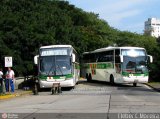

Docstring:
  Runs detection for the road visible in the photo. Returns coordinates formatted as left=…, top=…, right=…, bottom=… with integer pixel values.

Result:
left=0, top=80, right=160, bottom=119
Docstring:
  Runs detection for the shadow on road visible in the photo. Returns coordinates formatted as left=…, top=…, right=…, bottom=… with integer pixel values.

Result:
left=78, top=80, right=157, bottom=93
left=78, top=80, right=134, bottom=87
left=32, top=80, right=158, bottom=95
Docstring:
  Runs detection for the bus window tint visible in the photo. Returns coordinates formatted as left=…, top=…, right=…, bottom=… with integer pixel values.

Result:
left=83, top=54, right=89, bottom=63
left=115, top=49, right=120, bottom=63
left=56, top=56, right=71, bottom=75
left=83, top=53, right=97, bottom=63
left=97, top=51, right=113, bottom=62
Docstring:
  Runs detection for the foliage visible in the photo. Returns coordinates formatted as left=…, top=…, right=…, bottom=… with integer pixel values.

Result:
left=0, top=0, right=160, bottom=80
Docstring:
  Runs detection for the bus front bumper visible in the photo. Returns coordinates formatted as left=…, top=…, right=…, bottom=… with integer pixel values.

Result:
left=122, top=76, right=148, bottom=83
left=39, top=79, right=75, bottom=88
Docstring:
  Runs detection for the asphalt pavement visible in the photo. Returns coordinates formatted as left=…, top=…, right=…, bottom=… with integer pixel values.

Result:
left=0, top=82, right=160, bottom=100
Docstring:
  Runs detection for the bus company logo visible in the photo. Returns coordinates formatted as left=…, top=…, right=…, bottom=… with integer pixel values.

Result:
left=2, top=113, right=7, bottom=119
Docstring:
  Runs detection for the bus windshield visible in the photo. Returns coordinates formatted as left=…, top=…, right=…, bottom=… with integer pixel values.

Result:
left=122, top=56, right=148, bottom=74
left=39, top=55, right=71, bottom=76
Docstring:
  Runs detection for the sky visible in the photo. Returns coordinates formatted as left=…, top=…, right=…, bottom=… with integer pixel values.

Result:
left=66, top=0, right=160, bottom=34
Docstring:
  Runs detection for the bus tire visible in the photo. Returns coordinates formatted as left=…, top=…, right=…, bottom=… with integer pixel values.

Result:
left=133, top=83, right=137, bottom=87
left=33, top=83, right=39, bottom=95
left=76, top=79, right=79, bottom=85
left=58, top=86, right=62, bottom=93
left=110, top=75, right=114, bottom=85
left=86, top=73, right=89, bottom=82
left=88, top=74, right=92, bottom=82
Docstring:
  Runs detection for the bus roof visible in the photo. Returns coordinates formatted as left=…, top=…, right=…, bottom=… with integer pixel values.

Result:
left=83, top=46, right=145, bottom=54
left=40, top=45, right=73, bottom=49
left=40, top=45, right=77, bottom=53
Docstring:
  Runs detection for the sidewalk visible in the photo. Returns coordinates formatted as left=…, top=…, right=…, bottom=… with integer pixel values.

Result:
left=0, top=89, right=32, bottom=100
left=146, top=82, right=160, bottom=92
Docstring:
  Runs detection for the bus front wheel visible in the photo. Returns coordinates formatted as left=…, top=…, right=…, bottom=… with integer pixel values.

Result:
left=110, top=75, right=114, bottom=85
left=133, top=83, right=137, bottom=87
left=33, top=83, right=40, bottom=95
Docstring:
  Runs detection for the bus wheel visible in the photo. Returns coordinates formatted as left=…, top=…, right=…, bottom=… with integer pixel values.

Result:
left=110, top=75, right=114, bottom=85
left=86, top=73, right=89, bottom=82
left=33, top=83, right=39, bottom=95
left=133, top=83, right=137, bottom=87
left=88, top=74, right=92, bottom=82
left=76, top=80, right=79, bottom=85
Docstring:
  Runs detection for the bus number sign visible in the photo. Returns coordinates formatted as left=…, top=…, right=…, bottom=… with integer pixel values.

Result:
left=41, top=49, right=67, bottom=56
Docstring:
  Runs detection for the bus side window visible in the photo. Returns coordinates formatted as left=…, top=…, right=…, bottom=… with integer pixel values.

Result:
left=97, top=51, right=113, bottom=62
left=115, top=49, right=120, bottom=63
left=83, top=54, right=88, bottom=63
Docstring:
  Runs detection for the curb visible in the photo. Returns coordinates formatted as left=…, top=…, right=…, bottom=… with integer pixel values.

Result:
left=0, top=91, right=32, bottom=100
left=145, top=83, right=160, bottom=92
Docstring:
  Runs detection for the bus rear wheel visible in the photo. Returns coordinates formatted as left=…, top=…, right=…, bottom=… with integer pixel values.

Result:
left=88, top=74, right=92, bottom=82
left=86, top=73, right=92, bottom=82
left=133, top=83, right=137, bottom=87
left=110, top=75, right=114, bottom=85
left=86, top=73, right=89, bottom=82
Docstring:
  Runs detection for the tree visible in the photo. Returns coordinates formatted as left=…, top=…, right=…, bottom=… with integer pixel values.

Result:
left=0, top=0, right=159, bottom=81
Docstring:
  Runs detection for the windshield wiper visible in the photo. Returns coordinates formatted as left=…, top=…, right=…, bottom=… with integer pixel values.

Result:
left=56, top=64, right=64, bottom=76
left=47, top=63, right=55, bottom=76
left=47, top=56, right=56, bottom=76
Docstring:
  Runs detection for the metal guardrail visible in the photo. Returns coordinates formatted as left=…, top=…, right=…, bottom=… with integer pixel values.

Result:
left=15, top=76, right=33, bottom=90
left=15, top=75, right=33, bottom=80
left=0, top=76, right=34, bottom=93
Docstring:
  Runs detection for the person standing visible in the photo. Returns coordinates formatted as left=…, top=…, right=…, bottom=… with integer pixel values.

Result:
left=5, top=67, right=15, bottom=92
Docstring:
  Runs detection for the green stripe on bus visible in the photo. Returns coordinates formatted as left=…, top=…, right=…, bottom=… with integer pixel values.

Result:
left=97, top=63, right=113, bottom=69
left=83, top=63, right=114, bottom=69
left=65, top=74, right=73, bottom=78
left=39, top=74, right=73, bottom=80
left=83, top=64, right=90, bottom=69
left=122, top=72, right=148, bottom=77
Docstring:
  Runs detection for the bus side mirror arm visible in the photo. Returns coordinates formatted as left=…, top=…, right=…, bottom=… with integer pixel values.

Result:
left=120, top=55, right=123, bottom=63
left=148, top=55, right=153, bottom=63
left=34, top=55, right=39, bottom=65
left=72, top=54, right=75, bottom=62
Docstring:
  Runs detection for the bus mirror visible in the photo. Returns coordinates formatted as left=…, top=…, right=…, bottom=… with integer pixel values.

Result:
left=72, top=54, right=75, bottom=62
left=34, top=55, right=39, bottom=65
left=148, top=55, right=153, bottom=63
left=120, top=55, right=123, bottom=63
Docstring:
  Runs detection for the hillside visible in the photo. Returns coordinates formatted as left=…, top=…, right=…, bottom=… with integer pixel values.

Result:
left=0, top=0, right=159, bottom=80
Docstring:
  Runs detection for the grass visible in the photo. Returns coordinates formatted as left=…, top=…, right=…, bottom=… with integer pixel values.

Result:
left=147, top=81, right=160, bottom=90
left=148, top=82, right=160, bottom=84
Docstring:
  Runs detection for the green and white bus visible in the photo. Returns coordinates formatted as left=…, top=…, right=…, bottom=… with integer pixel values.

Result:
left=34, top=45, right=80, bottom=88
left=82, top=47, right=153, bottom=86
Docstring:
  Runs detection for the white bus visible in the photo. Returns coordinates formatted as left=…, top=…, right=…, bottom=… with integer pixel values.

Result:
left=82, top=47, right=153, bottom=86
left=34, top=45, right=80, bottom=89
